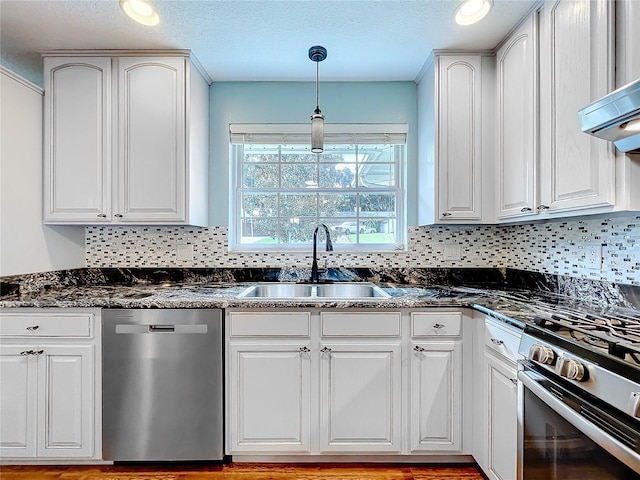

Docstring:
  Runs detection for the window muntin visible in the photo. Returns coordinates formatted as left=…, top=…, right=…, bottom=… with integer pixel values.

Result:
left=231, top=127, right=406, bottom=251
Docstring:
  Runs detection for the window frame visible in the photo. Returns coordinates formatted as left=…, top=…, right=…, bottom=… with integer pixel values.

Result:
left=229, top=124, right=407, bottom=253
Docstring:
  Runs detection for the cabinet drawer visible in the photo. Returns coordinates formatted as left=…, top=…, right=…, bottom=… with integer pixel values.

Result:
left=411, top=312, right=461, bottom=337
left=0, top=312, right=92, bottom=337
left=321, top=312, right=401, bottom=337
left=485, top=318, right=522, bottom=363
left=229, top=312, right=310, bottom=337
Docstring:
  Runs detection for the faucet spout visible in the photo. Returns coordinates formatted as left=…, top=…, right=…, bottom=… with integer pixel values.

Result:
left=311, top=224, right=333, bottom=283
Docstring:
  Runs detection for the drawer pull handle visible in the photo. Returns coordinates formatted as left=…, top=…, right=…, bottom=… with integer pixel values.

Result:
left=520, top=207, right=533, bottom=213
left=433, top=323, right=445, bottom=329
left=510, top=378, right=518, bottom=386
left=299, top=346, right=310, bottom=353
left=536, top=204, right=549, bottom=212
left=441, top=212, right=452, bottom=217
left=97, top=213, right=107, bottom=218
left=26, top=325, right=39, bottom=331
left=320, top=346, right=332, bottom=354
left=414, top=345, right=426, bottom=352
left=33, top=350, right=44, bottom=356
left=114, top=214, right=123, bottom=218
left=490, top=338, right=504, bottom=346
left=20, top=350, right=33, bottom=356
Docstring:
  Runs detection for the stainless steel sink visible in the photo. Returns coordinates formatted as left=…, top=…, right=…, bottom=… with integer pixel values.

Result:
left=238, top=282, right=389, bottom=299
left=315, top=283, right=388, bottom=298
left=238, top=283, right=313, bottom=298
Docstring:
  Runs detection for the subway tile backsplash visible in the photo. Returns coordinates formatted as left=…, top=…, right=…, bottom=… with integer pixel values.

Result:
left=86, top=214, right=640, bottom=286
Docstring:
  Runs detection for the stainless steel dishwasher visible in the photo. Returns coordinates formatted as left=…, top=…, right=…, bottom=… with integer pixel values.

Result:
left=102, top=309, right=223, bottom=461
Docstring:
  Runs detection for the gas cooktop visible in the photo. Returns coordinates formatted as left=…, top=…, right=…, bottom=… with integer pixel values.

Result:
left=527, top=302, right=640, bottom=371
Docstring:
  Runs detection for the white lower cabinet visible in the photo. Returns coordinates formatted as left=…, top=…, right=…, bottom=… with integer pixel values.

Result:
left=0, top=309, right=101, bottom=460
left=475, top=316, right=522, bottom=480
left=410, top=341, right=462, bottom=452
left=226, top=308, right=469, bottom=458
left=320, top=342, right=401, bottom=453
left=483, top=352, right=518, bottom=480
left=228, top=343, right=311, bottom=453
left=0, top=345, right=38, bottom=457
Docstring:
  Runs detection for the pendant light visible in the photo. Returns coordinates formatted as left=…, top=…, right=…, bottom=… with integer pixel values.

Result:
left=309, top=46, right=327, bottom=153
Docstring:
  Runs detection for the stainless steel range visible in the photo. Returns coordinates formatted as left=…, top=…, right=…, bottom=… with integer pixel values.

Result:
left=517, top=305, right=640, bottom=479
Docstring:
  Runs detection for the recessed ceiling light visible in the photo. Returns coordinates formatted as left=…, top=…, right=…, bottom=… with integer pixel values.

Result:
left=120, top=0, right=159, bottom=26
left=455, top=0, right=493, bottom=26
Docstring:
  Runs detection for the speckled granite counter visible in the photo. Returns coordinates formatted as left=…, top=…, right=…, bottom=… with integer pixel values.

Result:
left=3, top=267, right=640, bottom=330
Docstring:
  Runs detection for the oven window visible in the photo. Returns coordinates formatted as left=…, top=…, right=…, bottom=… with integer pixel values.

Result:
left=523, top=387, right=640, bottom=479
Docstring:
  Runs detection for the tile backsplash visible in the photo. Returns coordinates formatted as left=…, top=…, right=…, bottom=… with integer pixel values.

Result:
left=86, top=214, right=640, bottom=285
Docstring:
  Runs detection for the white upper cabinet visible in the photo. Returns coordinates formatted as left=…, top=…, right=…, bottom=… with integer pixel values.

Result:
left=494, top=0, right=640, bottom=222
left=417, top=53, right=495, bottom=225
left=44, top=57, right=111, bottom=222
left=538, top=0, right=616, bottom=214
left=495, top=16, right=538, bottom=220
left=43, top=51, right=210, bottom=225
left=116, top=57, right=186, bottom=223
left=617, top=0, right=640, bottom=85
left=437, top=55, right=483, bottom=222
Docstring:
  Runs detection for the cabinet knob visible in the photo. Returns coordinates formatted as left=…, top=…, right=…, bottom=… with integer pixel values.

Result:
left=299, top=346, right=310, bottom=353
left=520, top=207, right=533, bottom=213
left=490, top=338, right=504, bottom=346
left=26, top=325, right=39, bottom=331
left=413, top=345, right=426, bottom=352
left=114, top=214, right=123, bottom=218
left=433, top=323, right=445, bottom=329
left=536, top=204, right=549, bottom=212
left=320, top=346, right=332, bottom=354
left=441, top=212, right=452, bottom=217
left=97, top=213, right=107, bottom=218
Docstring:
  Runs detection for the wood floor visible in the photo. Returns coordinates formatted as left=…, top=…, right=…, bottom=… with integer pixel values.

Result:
left=0, top=463, right=486, bottom=480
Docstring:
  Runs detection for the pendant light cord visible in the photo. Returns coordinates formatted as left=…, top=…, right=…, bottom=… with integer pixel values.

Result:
left=315, top=60, right=321, bottom=114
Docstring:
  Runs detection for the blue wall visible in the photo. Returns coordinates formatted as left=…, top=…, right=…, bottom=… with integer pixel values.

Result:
left=209, top=81, right=418, bottom=225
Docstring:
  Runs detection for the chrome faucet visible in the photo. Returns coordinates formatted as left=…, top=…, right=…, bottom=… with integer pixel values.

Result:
left=311, top=224, right=333, bottom=283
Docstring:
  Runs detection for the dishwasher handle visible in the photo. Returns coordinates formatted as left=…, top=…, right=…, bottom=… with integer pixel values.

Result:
left=115, top=324, right=208, bottom=334
left=149, top=324, right=175, bottom=332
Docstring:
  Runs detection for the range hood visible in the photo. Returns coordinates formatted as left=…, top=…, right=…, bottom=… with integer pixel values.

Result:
left=578, top=77, right=640, bottom=153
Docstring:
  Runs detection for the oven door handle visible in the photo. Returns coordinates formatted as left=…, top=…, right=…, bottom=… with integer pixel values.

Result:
left=518, top=370, right=640, bottom=473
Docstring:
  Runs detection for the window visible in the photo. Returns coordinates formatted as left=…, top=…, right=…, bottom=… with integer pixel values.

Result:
left=229, top=124, right=406, bottom=251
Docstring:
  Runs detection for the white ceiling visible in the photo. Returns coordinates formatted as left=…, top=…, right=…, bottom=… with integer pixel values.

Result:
left=0, top=0, right=537, bottom=85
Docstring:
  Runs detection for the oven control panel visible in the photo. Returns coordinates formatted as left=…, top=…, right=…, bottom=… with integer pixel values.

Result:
left=519, top=329, right=640, bottom=419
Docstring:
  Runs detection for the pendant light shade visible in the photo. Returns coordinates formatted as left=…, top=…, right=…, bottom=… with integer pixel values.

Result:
left=309, top=46, right=327, bottom=153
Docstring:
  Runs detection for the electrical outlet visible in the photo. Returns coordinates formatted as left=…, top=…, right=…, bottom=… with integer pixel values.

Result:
left=176, top=243, right=194, bottom=262
left=584, top=245, right=602, bottom=270
left=444, top=245, right=461, bottom=261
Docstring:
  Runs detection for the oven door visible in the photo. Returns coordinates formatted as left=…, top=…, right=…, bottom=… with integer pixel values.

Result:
left=518, top=362, right=640, bottom=479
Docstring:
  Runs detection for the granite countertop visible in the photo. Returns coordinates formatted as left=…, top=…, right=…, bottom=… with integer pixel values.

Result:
left=3, top=280, right=640, bottom=330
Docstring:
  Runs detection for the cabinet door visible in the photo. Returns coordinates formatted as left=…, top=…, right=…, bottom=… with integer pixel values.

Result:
left=36, top=345, right=94, bottom=458
left=319, top=343, right=401, bottom=453
left=43, top=57, right=111, bottom=223
left=228, top=343, right=311, bottom=453
left=484, top=352, right=518, bottom=480
left=539, top=0, right=615, bottom=213
left=0, top=346, right=37, bottom=457
left=496, top=16, right=538, bottom=219
left=436, top=55, right=483, bottom=221
left=410, top=341, right=462, bottom=452
left=116, top=57, right=186, bottom=223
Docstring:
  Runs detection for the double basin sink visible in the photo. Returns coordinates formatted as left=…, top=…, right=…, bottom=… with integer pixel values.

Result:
left=239, top=282, right=390, bottom=299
